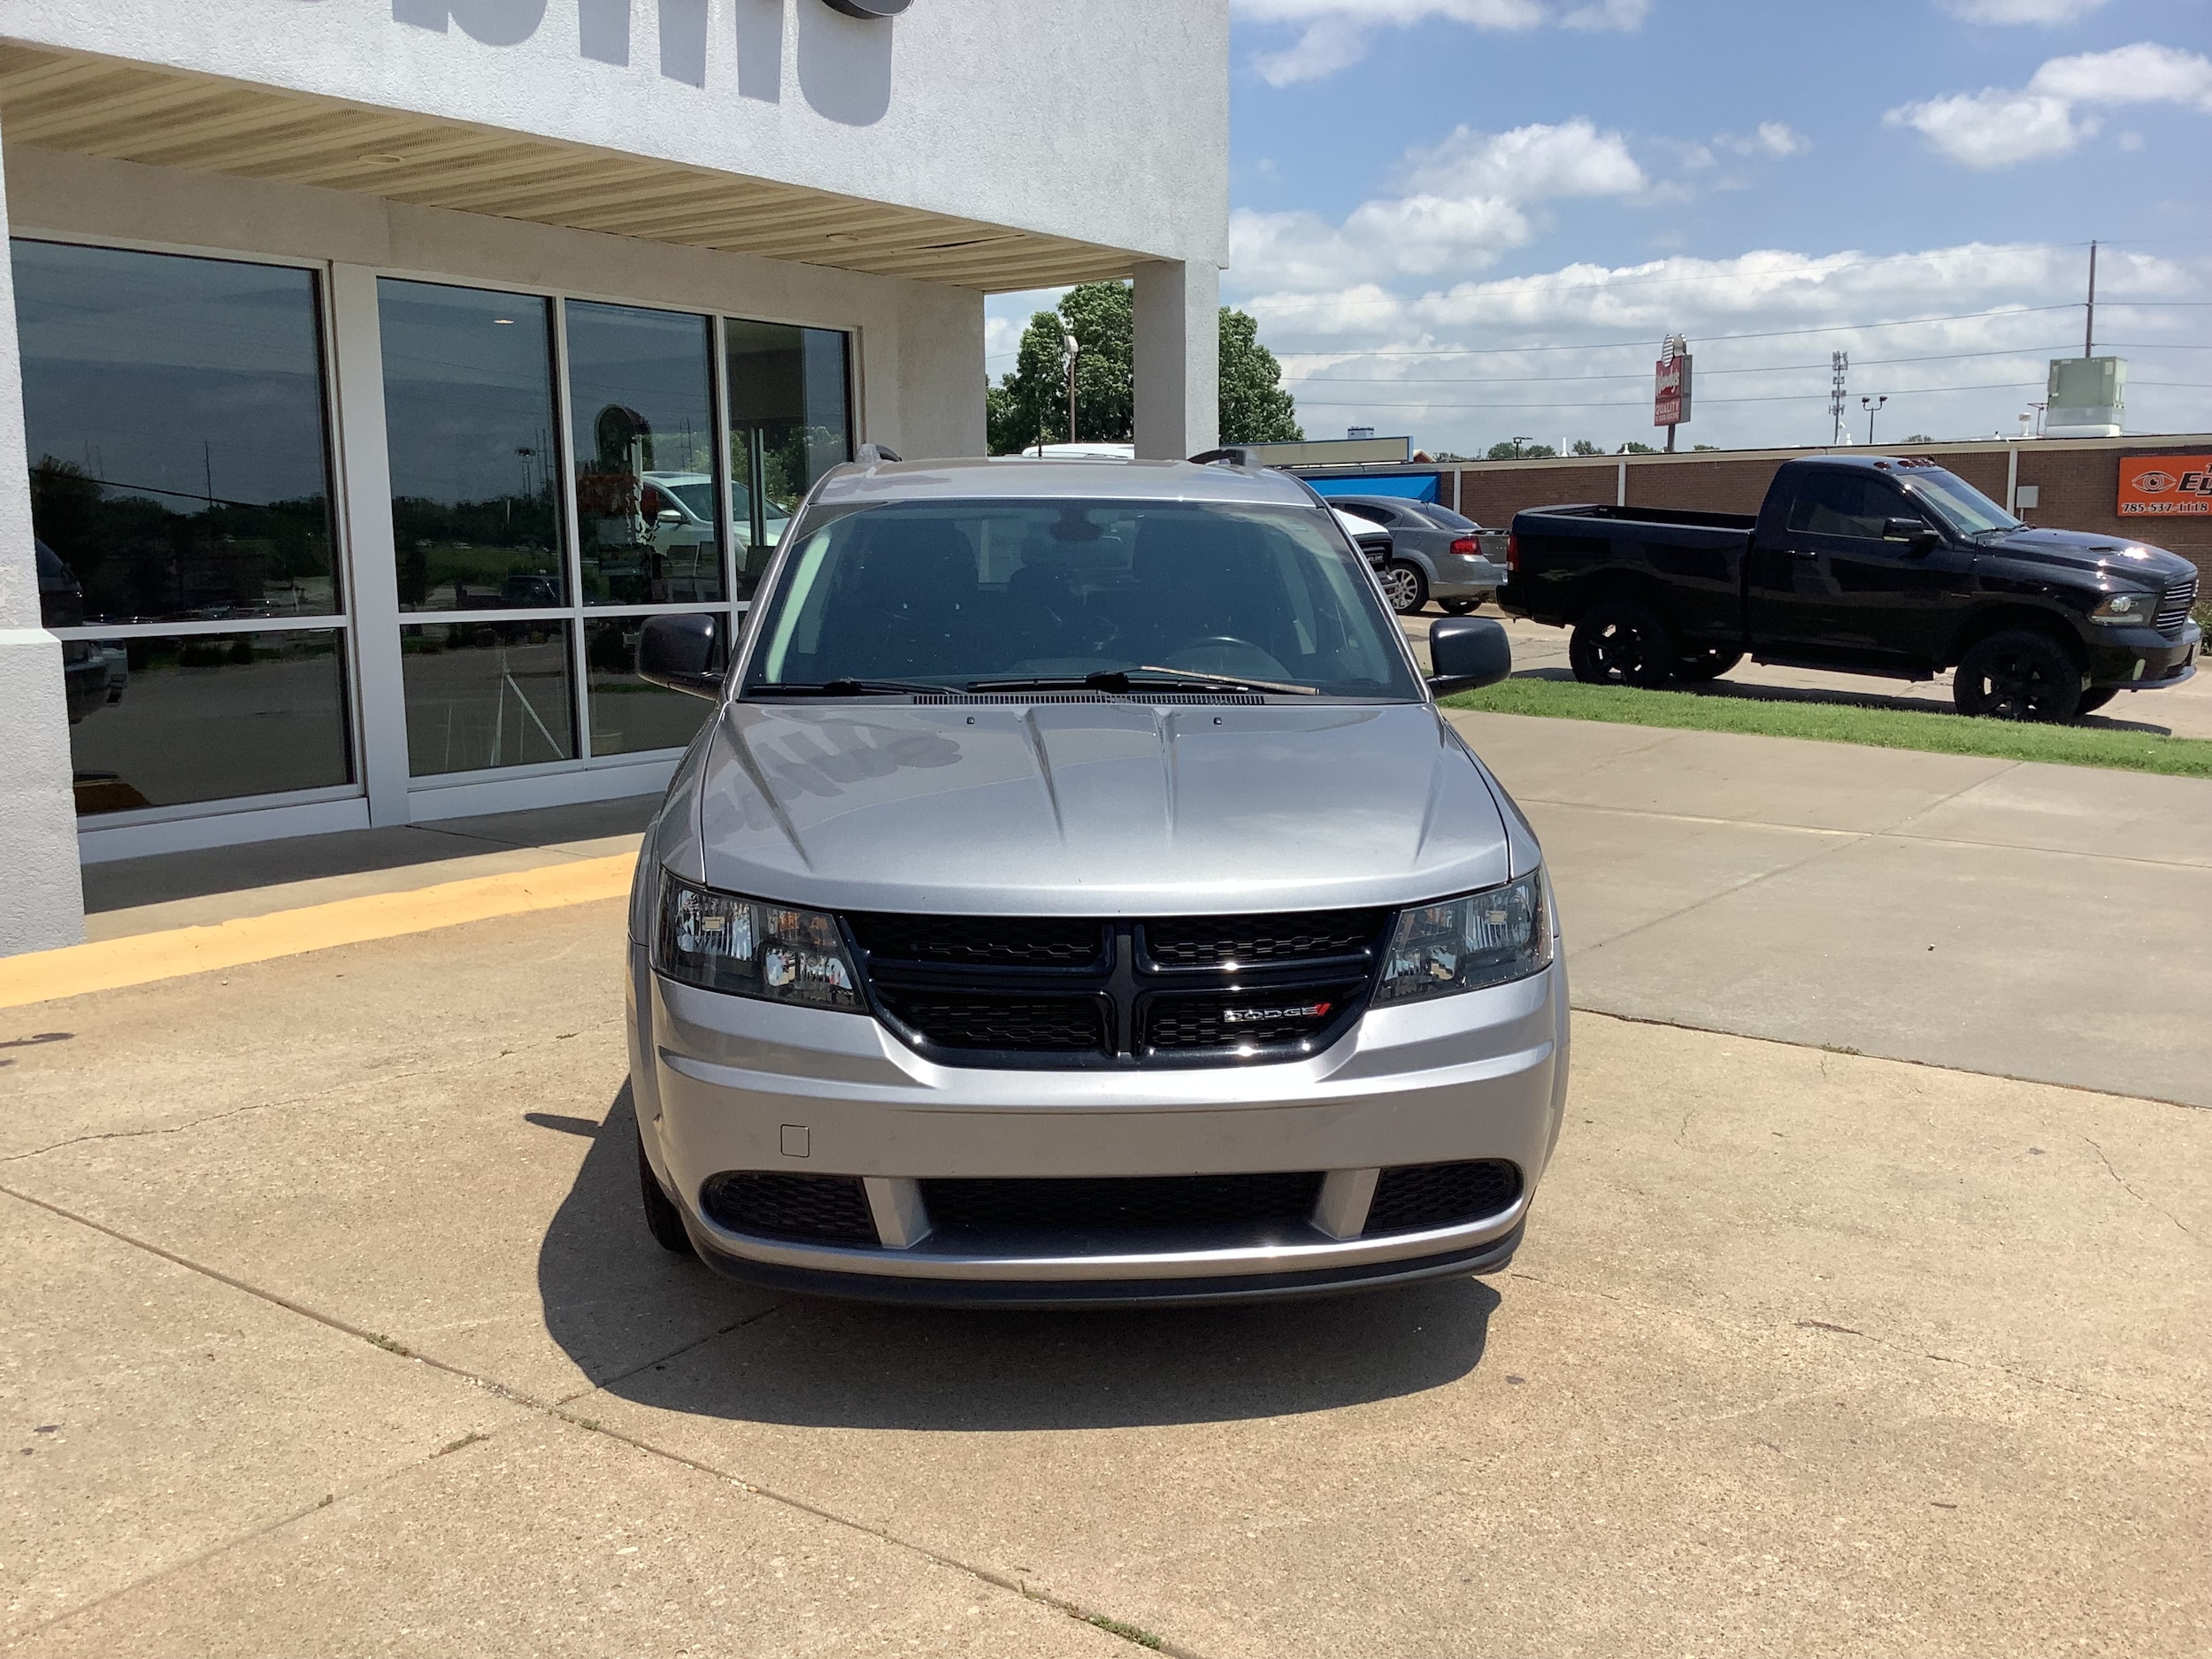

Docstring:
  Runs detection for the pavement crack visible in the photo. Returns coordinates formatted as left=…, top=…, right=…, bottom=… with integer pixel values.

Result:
left=557, top=1298, right=795, bottom=1403
left=2081, top=1135, right=2198, bottom=1239
left=2, top=1094, right=311, bottom=1165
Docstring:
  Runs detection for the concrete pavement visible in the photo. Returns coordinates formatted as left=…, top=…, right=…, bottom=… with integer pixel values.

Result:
left=4, top=902, right=2207, bottom=1656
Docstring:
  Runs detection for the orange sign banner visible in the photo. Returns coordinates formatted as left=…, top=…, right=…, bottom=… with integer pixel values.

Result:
left=2116, top=454, right=2212, bottom=517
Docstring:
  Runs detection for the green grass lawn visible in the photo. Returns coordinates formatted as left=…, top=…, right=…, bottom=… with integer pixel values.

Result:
left=1442, top=676, right=2212, bottom=779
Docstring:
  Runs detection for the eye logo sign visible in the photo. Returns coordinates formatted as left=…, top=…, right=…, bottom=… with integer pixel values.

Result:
left=821, top=0, right=911, bottom=15
left=2117, top=455, right=2212, bottom=517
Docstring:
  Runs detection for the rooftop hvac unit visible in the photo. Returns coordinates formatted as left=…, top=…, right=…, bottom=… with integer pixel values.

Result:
left=2044, top=357, right=2127, bottom=439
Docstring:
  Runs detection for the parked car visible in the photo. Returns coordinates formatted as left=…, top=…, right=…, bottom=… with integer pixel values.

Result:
left=36, top=539, right=110, bottom=725
left=624, top=456, right=1564, bottom=1305
left=1502, top=454, right=2200, bottom=720
left=1331, top=505, right=1394, bottom=575
left=1331, top=495, right=1507, bottom=616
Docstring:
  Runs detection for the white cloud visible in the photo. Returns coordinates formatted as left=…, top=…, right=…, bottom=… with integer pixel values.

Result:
left=1941, top=0, right=2113, bottom=22
left=1887, top=42, right=2212, bottom=167
left=1396, top=119, right=1646, bottom=197
left=1233, top=0, right=1633, bottom=86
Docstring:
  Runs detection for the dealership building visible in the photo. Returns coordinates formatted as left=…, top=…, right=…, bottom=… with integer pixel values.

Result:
left=0, top=0, right=1228, bottom=956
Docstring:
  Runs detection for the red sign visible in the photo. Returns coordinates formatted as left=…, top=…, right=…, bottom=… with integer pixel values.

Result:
left=2117, top=454, right=2212, bottom=517
left=1654, top=355, right=1693, bottom=428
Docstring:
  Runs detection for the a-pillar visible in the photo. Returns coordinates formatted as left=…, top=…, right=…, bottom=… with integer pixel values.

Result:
left=0, top=119, right=87, bottom=956
left=1132, top=259, right=1219, bottom=460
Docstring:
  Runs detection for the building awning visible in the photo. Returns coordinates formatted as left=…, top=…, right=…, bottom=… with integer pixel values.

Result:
left=0, top=43, right=1139, bottom=292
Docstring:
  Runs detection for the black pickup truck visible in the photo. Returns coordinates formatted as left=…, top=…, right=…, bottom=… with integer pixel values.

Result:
left=1500, top=454, right=2200, bottom=721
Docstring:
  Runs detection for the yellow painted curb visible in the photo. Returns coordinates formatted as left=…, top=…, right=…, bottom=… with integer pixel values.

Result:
left=0, top=854, right=635, bottom=1010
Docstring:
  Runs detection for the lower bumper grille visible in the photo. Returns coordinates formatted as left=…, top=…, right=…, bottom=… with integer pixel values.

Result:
left=1363, top=1160, right=1522, bottom=1235
left=700, top=1172, right=879, bottom=1245
left=920, top=1172, right=1325, bottom=1238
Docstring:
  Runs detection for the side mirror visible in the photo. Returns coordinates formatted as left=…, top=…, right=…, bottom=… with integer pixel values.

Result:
left=637, top=612, right=726, bottom=700
left=1427, top=616, right=1512, bottom=697
left=655, top=508, right=685, bottom=526
left=1884, top=516, right=1939, bottom=553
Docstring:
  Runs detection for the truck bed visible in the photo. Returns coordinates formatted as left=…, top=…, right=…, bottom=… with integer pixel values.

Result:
left=1501, top=503, right=1755, bottom=647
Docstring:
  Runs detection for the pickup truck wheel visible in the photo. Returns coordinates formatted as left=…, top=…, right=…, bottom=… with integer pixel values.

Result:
left=1674, top=647, right=1743, bottom=682
left=1379, top=561, right=1428, bottom=614
left=1953, top=630, right=2083, bottom=723
left=2074, top=687, right=2118, bottom=715
left=638, top=1131, right=697, bottom=1257
left=1570, top=600, right=1677, bottom=689
left=1439, top=596, right=1482, bottom=616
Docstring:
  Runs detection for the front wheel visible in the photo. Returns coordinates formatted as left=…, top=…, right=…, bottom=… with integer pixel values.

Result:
left=638, top=1130, right=697, bottom=1257
left=1570, top=599, right=1678, bottom=689
left=2074, top=687, right=2118, bottom=715
left=1674, top=647, right=1744, bottom=683
left=1379, top=561, right=1428, bottom=614
left=1439, top=596, right=1482, bottom=616
left=1953, top=629, right=2083, bottom=723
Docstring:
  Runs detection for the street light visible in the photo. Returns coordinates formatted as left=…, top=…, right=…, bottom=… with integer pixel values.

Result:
left=1511, top=435, right=1532, bottom=459
left=1861, top=395, right=1887, bottom=447
left=1063, top=327, right=1080, bottom=445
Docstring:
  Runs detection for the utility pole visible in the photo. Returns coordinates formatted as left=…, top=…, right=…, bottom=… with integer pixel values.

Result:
left=1862, top=395, right=1887, bottom=447
left=1063, top=326, right=1080, bottom=445
left=1829, top=351, right=1849, bottom=444
left=2084, top=240, right=2098, bottom=359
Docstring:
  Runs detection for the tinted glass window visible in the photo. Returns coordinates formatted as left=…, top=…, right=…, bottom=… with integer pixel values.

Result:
left=400, top=620, right=577, bottom=775
left=726, top=320, right=851, bottom=596
left=1421, top=503, right=1480, bottom=531
left=380, top=280, right=564, bottom=611
left=1786, top=472, right=1905, bottom=540
left=749, top=500, right=1420, bottom=701
left=15, top=240, right=338, bottom=625
left=1335, top=502, right=1394, bottom=526
left=566, top=301, right=721, bottom=606
left=586, top=615, right=716, bottom=757
left=1905, top=467, right=2019, bottom=537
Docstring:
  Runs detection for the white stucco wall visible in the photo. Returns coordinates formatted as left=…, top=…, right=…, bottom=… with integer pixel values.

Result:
left=0, top=0, right=1230, bottom=274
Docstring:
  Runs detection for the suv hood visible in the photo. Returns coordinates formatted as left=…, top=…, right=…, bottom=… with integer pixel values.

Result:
left=690, top=700, right=1510, bottom=916
left=1981, top=526, right=2198, bottom=588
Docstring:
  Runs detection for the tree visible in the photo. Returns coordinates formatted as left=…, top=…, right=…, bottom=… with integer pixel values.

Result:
left=1571, top=439, right=1603, bottom=457
left=986, top=283, right=1301, bottom=452
left=1486, top=441, right=1556, bottom=460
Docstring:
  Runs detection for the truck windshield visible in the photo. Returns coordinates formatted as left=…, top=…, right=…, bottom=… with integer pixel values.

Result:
left=1904, top=468, right=2022, bottom=539
left=745, top=499, right=1422, bottom=700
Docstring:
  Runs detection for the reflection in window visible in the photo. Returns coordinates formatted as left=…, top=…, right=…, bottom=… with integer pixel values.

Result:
left=725, top=321, right=851, bottom=597
left=380, top=280, right=565, bottom=611
left=401, top=621, right=578, bottom=776
left=565, top=301, right=722, bottom=607
left=68, top=632, right=352, bottom=816
left=585, top=615, right=716, bottom=757
left=13, top=240, right=339, bottom=626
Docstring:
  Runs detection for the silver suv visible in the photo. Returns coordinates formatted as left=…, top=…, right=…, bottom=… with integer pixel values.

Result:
left=626, top=457, right=1568, bottom=1305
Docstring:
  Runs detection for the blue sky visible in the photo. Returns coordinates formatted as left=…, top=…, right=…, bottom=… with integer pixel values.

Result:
left=987, top=0, right=2212, bottom=454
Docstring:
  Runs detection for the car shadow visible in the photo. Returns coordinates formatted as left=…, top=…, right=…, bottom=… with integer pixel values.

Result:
left=537, top=1086, right=1502, bottom=1431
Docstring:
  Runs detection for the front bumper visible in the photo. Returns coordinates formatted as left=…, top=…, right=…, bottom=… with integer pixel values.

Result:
left=628, top=942, right=1570, bottom=1304
left=2085, top=620, right=2199, bottom=690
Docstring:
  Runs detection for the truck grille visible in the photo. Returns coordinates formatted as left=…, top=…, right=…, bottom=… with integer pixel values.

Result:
left=920, top=1172, right=1324, bottom=1238
left=1363, top=1161, right=1523, bottom=1235
left=700, top=1172, right=879, bottom=1245
left=2155, top=574, right=2198, bottom=638
left=852, top=911, right=1391, bottom=1067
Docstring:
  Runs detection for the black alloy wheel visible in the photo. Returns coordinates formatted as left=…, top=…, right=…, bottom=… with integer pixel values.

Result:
left=1673, top=647, right=1744, bottom=683
left=1952, top=629, right=2084, bottom=723
left=2073, top=687, right=2118, bottom=715
left=638, top=1132, right=698, bottom=1256
left=1439, top=596, right=1483, bottom=616
left=1379, top=561, right=1429, bottom=614
left=1569, top=599, right=1677, bottom=689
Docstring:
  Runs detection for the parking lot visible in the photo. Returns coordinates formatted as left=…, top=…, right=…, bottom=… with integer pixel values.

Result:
left=7, top=711, right=2208, bottom=1657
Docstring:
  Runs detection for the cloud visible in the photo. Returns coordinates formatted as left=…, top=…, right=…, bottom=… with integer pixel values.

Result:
left=1887, top=42, right=2212, bottom=167
left=1396, top=119, right=1646, bottom=196
left=1941, top=0, right=2113, bottom=22
left=1233, top=0, right=1634, bottom=86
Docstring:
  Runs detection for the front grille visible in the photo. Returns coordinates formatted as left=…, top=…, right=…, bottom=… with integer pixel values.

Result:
left=2155, top=574, right=2198, bottom=637
left=1363, top=1160, right=1523, bottom=1236
left=875, top=988, right=1107, bottom=1053
left=921, top=1172, right=1324, bottom=1236
left=849, top=913, right=1106, bottom=967
left=1142, top=982, right=1367, bottom=1054
left=700, top=1172, right=879, bottom=1245
left=1143, top=908, right=1387, bottom=969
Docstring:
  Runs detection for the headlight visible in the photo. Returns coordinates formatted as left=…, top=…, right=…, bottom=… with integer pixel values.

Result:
left=1375, top=871, right=1552, bottom=1004
left=2091, top=589, right=2160, bottom=626
left=655, top=873, right=860, bottom=1009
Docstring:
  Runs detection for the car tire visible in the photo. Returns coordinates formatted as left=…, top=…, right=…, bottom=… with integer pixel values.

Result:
left=638, top=1130, right=697, bottom=1257
left=2073, top=687, right=2118, bottom=715
left=1379, top=561, right=1428, bottom=614
left=1953, top=629, right=2083, bottom=723
left=1570, top=599, right=1677, bottom=689
left=1673, top=647, right=1743, bottom=682
left=1439, top=596, right=1482, bottom=615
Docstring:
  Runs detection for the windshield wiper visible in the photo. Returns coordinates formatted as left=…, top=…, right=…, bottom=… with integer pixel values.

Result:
left=965, top=666, right=1318, bottom=696
left=749, top=677, right=961, bottom=697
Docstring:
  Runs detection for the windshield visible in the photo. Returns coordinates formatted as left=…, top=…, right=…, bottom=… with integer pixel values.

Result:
left=667, top=482, right=715, bottom=520
left=1904, top=467, right=2021, bottom=538
left=744, top=498, right=1422, bottom=700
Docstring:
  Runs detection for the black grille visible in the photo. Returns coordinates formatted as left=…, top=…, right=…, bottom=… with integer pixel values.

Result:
left=700, top=1172, right=879, bottom=1245
left=1142, top=909, right=1387, bottom=968
left=1363, top=1161, right=1523, bottom=1236
left=921, top=1172, right=1323, bottom=1236
left=876, top=988, right=1107, bottom=1053
left=1143, top=982, right=1366, bottom=1053
left=2155, top=574, right=2197, bottom=638
left=850, top=913, right=1107, bottom=967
